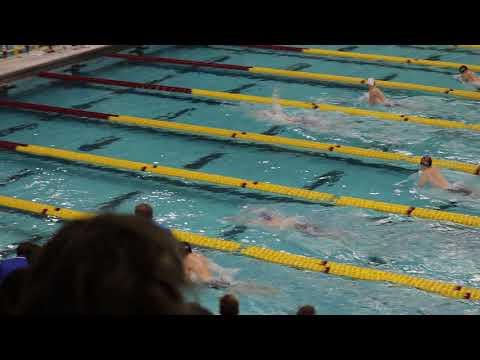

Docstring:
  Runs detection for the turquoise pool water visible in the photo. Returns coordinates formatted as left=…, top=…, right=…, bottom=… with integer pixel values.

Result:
left=1, top=45, right=480, bottom=314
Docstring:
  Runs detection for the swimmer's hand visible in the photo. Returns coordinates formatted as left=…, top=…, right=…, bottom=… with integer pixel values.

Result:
left=206, top=279, right=231, bottom=289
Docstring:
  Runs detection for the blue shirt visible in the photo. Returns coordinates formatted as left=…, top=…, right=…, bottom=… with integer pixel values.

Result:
left=0, top=257, right=29, bottom=284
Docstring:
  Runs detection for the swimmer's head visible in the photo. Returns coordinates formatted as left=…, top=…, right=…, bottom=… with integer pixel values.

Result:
left=181, top=242, right=192, bottom=257
left=459, top=65, right=469, bottom=74
left=420, top=155, right=432, bottom=169
left=259, top=211, right=273, bottom=222
left=367, top=78, right=376, bottom=87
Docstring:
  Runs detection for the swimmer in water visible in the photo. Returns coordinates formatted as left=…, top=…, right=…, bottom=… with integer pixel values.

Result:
left=246, top=209, right=324, bottom=237
left=254, top=92, right=321, bottom=128
left=418, top=155, right=473, bottom=196
left=181, top=242, right=231, bottom=289
left=366, top=78, right=388, bottom=105
left=365, top=78, right=401, bottom=107
left=181, top=241, right=275, bottom=295
left=458, top=65, right=480, bottom=88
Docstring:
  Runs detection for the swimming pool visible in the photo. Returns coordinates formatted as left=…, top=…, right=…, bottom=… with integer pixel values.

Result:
left=1, top=44, right=480, bottom=314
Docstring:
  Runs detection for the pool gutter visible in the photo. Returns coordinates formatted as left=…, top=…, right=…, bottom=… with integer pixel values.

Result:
left=0, top=45, right=133, bottom=84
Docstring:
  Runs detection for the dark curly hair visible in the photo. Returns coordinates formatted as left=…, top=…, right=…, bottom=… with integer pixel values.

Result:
left=16, top=214, right=190, bottom=315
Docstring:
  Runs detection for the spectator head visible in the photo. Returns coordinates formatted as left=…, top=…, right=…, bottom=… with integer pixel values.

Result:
left=296, top=305, right=316, bottom=315
left=16, top=242, right=42, bottom=265
left=134, top=203, right=153, bottom=220
left=17, top=214, right=188, bottom=315
left=219, top=294, right=239, bottom=315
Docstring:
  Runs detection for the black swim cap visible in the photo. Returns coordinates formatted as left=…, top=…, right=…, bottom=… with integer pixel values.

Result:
left=459, top=65, right=468, bottom=73
left=420, top=155, right=432, bottom=168
left=259, top=212, right=273, bottom=221
left=182, top=242, right=192, bottom=254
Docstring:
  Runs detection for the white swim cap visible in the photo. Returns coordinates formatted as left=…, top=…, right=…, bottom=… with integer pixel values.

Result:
left=367, top=78, right=375, bottom=86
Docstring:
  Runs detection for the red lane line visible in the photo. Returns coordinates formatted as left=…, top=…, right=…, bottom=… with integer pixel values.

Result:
left=244, top=45, right=305, bottom=53
left=0, top=99, right=114, bottom=120
left=38, top=72, right=193, bottom=94
left=106, top=53, right=252, bottom=72
left=0, top=140, right=26, bottom=150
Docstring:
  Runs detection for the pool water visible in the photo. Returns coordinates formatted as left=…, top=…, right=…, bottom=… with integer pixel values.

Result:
left=1, top=45, right=480, bottom=314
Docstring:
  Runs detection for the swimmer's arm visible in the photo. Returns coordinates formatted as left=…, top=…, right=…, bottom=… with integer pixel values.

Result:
left=418, top=172, right=428, bottom=188
left=246, top=219, right=263, bottom=226
left=282, top=218, right=299, bottom=227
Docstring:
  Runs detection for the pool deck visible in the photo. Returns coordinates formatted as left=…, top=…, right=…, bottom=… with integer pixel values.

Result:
left=0, top=45, right=132, bottom=84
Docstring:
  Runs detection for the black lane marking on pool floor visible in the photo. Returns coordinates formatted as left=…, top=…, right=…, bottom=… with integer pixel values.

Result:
left=206, top=55, right=231, bottom=64
left=338, top=46, right=359, bottom=52
left=97, top=190, right=143, bottom=211
left=0, top=169, right=37, bottom=186
left=302, top=170, right=345, bottom=190
left=72, top=96, right=112, bottom=110
left=425, top=54, right=443, bottom=61
left=128, top=46, right=150, bottom=55
left=221, top=225, right=248, bottom=239
left=367, top=256, right=387, bottom=265
left=107, top=73, right=176, bottom=94
left=380, top=73, right=399, bottom=81
left=162, top=107, right=197, bottom=120
left=366, top=215, right=391, bottom=222
left=207, top=46, right=457, bottom=76
left=183, top=152, right=226, bottom=170
left=175, top=55, right=232, bottom=75
left=0, top=123, right=38, bottom=137
left=437, top=201, right=458, bottom=211
left=63, top=63, right=88, bottom=74
left=78, top=136, right=121, bottom=152
left=228, top=83, right=257, bottom=94
left=37, top=113, right=63, bottom=122
left=284, top=63, right=312, bottom=71
left=262, top=125, right=286, bottom=136
left=155, top=74, right=177, bottom=83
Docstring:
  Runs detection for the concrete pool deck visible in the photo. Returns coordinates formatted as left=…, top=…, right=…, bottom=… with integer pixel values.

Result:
left=0, top=45, right=132, bottom=84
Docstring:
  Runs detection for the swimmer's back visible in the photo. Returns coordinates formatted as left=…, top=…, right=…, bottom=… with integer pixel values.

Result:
left=425, top=168, right=450, bottom=189
left=185, top=253, right=212, bottom=283
left=368, top=88, right=386, bottom=105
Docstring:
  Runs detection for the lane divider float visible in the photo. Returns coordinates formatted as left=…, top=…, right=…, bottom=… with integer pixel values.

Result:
left=0, top=194, right=479, bottom=301
left=242, top=45, right=480, bottom=72
left=1, top=139, right=480, bottom=228
left=105, top=52, right=480, bottom=101
left=37, top=72, right=480, bottom=132
left=1, top=98, right=479, bottom=175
